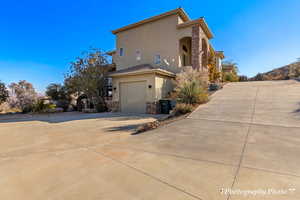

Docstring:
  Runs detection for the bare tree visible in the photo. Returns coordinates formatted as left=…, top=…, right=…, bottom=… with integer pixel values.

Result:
left=0, top=80, right=9, bottom=104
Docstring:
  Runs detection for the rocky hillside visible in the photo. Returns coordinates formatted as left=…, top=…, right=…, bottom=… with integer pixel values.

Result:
left=251, top=61, right=300, bottom=81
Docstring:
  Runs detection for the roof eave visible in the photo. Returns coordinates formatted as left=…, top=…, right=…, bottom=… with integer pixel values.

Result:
left=111, top=8, right=190, bottom=35
left=177, top=7, right=190, bottom=22
left=177, top=18, right=214, bottom=39
left=200, top=18, right=214, bottom=39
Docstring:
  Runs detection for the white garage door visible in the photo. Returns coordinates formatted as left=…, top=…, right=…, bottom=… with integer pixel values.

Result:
left=120, top=81, right=147, bottom=113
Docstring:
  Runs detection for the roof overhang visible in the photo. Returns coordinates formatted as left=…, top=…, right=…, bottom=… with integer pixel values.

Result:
left=112, top=8, right=190, bottom=35
left=177, top=18, right=214, bottom=39
left=109, top=68, right=176, bottom=78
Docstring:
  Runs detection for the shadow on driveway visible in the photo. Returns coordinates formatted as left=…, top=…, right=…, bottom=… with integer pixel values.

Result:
left=0, top=112, right=163, bottom=124
left=294, top=103, right=300, bottom=113
left=105, top=124, right=142, bottom=132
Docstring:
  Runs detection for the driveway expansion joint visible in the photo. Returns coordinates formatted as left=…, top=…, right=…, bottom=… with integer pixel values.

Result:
left=89, top=148, right=204, bottom=200
left=243, top=166, right=300, bottom=178
left=105, top=145, right=237, bottom=167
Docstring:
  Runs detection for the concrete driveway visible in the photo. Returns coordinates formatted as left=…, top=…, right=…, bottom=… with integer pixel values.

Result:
left=1, top=80, right=300, bottom=200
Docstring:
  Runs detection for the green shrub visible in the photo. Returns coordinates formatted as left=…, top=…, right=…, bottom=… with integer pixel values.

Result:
left=177, top=80, right=208, bottom=104
left=173, top=67, right=209, bottom=105
left=33, top=99, right=56, bottom=113
left=48, top=104, right=56, bottom=110
left=173, top=103, right=194, bottom=116
left=223, top=72, right=239, bottom=82
left=95, top=102, right=107, bottom=112
left=22, top=104, right=34, bottom=113
left=56, top=100, right=69, bottom=112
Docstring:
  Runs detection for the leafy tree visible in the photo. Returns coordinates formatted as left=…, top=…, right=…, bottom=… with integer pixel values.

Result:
left=223, top=72, right=238, bottom=82
left=45, top=83, right=71, bottom=111
left=239, top=75, right=248, bottom=82
left=0, top=81, right=9, bottom=104
left=222, top=60, right=238, bottom=67
left=45, top=83, right=70, bottom=101
left=32, top=99, right=56, bottom=113
left=208, top=64, right=221, bottom=83
left=9, top=80, right=37, bottom=113
left=64, top=48, right=111, bottom=112
left=222, top=60, right=239, bottom=82
left=207, top=52, right=221, bottom=83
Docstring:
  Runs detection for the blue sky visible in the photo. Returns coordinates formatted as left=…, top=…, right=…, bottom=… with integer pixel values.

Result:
left=0, top=0, right=299, bottom=92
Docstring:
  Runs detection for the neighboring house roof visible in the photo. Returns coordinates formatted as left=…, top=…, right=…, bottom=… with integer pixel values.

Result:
left=222, top=65, right=235, bottom=72
left=177, top=18, right=213, bottom=39
left=109, top=64, right=175, bottom=77
left=209, top=44, right=225, bottom=59
left=111, top=8, right=190, bottom=34
left=106, top=63, right=116, bottom=72
left=215, top=51, right=225, bottom=59
left=106, top=50, right=116, bottom=56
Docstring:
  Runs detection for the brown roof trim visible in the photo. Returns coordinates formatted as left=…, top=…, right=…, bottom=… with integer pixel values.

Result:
left=110, top=69, right=176, bottom=78
left=177, top=18, right=214, bottom=39
left=109, top=64, right=154, bottom=74
left=112, top=8, right=190, bottom=34
left=109, top=64, right=175, bottom=78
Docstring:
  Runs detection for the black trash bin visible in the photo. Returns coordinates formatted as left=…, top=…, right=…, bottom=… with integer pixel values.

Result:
left=169, top=100, right=176, bottom=110
left=159, top=99, right=171, bottom=114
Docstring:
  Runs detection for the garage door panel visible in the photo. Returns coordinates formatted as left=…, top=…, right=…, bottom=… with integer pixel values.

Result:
left=120, top=81, right=146, bottom=113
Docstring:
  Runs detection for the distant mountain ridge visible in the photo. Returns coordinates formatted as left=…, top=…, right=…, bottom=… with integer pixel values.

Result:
left=250, top=61, right=300, bottom=81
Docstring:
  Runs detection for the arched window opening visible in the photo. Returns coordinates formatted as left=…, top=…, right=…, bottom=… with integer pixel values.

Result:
left=179, top=37, right=192, bottom=67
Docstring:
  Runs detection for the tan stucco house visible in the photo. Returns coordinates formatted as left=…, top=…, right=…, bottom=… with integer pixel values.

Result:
left=108, top=8, right=224, bottom=114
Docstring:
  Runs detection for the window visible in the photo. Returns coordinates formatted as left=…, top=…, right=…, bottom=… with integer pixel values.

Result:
left=154, top=55, right=161, bottom=64
left=119, top=48, right=124, bottom=56
left=136, top=50, right=141, bottom=61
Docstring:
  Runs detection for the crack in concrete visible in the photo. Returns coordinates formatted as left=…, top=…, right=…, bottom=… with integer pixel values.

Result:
left=227, top=87, right=259, bottom=200
left=104, top=144, right=300, bottom=179
left=0, top=141, right=113, bottom=160
left=103, top=145, right=237, bottom=167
